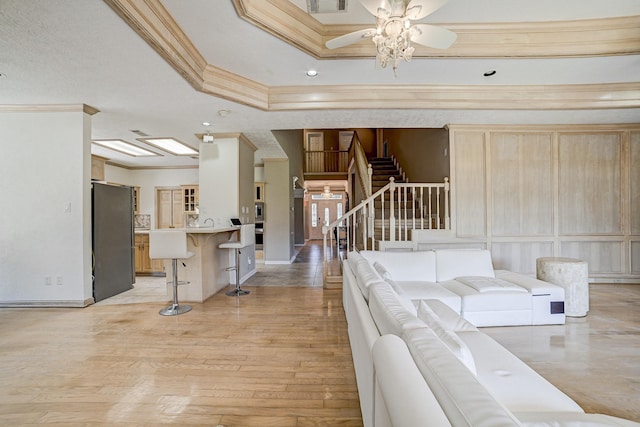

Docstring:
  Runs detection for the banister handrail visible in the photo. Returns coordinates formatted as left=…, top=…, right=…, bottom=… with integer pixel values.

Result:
left=352, top=133, right=372, bottom=198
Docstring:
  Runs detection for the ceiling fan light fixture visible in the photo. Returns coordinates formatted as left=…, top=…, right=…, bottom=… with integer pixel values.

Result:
left=325, top=0, right=457, bottom=76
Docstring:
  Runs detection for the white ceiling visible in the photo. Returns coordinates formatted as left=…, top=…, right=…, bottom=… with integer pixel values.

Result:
left=1, top=0, right=639, bottom=168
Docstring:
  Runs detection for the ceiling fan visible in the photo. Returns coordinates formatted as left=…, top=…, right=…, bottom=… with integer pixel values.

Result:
left=325, top=0, right=457, bottom=75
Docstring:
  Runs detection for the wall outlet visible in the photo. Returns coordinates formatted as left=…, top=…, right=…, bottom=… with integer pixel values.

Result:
left=45, top=276, right=52, bottom=286
left=248, top=257, right=252, bottom=265
left=56, top=276, right=63, bottom=285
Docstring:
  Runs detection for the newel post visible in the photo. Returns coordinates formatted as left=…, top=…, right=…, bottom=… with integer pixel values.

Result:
left=444, top=177, right=450, bottom=229
left=389, top=177, right=396, bottom=241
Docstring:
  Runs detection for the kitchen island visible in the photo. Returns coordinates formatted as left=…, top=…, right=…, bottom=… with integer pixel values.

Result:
left=158, top=227, right=253, bottom=303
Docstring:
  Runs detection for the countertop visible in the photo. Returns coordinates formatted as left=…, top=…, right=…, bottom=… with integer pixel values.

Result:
left=135, top=227, right=239, bottom=235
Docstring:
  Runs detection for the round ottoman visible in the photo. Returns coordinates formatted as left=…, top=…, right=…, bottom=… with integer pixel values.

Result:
left=536, top=257, right=589, bottom=317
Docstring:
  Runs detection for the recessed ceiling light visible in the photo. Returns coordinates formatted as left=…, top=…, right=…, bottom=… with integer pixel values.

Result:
left=138, top=137, right=198, bottom=156
left=483, top=70, right=497, bottom=77
left=218, top=110, right=230, bottom=117
left=202, top=121, right=211, bottom=126
left=92, top=139, right=158, bottom=157
left=306, top=70, right=318, bottom=77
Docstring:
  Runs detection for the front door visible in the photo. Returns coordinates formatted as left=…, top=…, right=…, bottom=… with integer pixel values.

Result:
left=308, top=193, right=344, bottom=240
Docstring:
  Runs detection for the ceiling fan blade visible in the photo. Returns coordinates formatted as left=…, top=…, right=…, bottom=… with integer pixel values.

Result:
left=405, top=0, right=450, bottom=20
left=359, top=0, right=392, bottom=19
left=325, top=28, right=377, bottom=49
left=410, top=24, right=457, bottom=49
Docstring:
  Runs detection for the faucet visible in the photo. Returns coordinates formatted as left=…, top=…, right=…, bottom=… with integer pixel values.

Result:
left=203, top=217, right=214, bottom=228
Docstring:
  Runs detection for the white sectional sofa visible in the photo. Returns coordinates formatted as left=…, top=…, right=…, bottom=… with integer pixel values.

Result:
left=342, top=249, right=639, bottom=427
left=356, top=249, right=565, bottom=327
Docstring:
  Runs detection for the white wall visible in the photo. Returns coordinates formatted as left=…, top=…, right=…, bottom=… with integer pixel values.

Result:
left=199, top=137, right=240, bottom=228
left=0, top=108, right=93, bottom=306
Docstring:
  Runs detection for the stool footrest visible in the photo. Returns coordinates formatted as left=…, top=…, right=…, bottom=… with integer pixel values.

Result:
left=167, top=281, right=190, bottom=286
left=159, top=303, right=192, bottom=316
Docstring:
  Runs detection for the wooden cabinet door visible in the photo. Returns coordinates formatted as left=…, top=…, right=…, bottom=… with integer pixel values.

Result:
left=134, top=234, right=144, bottom=273
left=134, top=234, right=165, bottom=274
left=172, top=190, right=184, bottom=228
left=157, top=189, right=184, bottom=229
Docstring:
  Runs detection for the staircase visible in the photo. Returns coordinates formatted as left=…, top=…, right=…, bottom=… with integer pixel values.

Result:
left=369, top=157, right=404, bottom=193
left=321, top=153, right=450, bottom=287
left=369, top=158, right=415, bottom=242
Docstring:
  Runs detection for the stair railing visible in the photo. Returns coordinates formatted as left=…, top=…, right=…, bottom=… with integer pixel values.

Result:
left=351, top=133, right=372, bottom=197
left=322, top=177, right=450, bottom=285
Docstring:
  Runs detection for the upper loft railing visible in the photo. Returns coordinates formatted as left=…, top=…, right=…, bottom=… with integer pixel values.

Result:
left=322, top=177, right=450, bottom=285
left=305, top=150, right=349, bottom=173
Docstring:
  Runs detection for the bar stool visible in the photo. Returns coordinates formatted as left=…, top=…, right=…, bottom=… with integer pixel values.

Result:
left=149, top=230, right=195, bottom=316
left=219, top=224, right=255, bottom=296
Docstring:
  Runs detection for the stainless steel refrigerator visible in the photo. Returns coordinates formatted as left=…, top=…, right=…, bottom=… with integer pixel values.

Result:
left=92, top=182, right=135, bottom=302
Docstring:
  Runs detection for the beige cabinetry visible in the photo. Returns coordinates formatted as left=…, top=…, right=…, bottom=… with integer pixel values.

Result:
left=182, top=185, right=199, bottom=213
left=157, top=188, right=185, bottom=229
left=134, top=234, right=164, bottom=274
left=132, top=186, right=140, bottom=214
left=157, top=185, right=199, bottom=228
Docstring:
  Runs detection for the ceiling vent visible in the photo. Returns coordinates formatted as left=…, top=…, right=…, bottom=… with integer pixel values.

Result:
left=130, top=129, right=150, bottom=137
left=307, top=0, right=347, bottom=14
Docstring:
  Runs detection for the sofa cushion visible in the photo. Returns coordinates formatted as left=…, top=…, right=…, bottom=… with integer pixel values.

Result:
left=354, top=258, right=383, bottom=301
left=417, top=301, right=477, bottom=375
left=394, top=281, right=462, bottom=313
left=368, top=282, right=426, bottom=337
left=456, top=276, right=528, bottom=293
left=420, top=299, right=478, bottom=332
left=403, top=327, right=522, bottom=427
left=456, top=331, right=584, bottom=413
left=440, top=280, right=531, bottom=312
left=360, top=250, right=437, bottom=282
left=373, top=335, right=452, bottom=427
left=435, top=249, right=495, bottom=282
left=514, top=412, right=640, bottom=427
left=372, top=261, right=393, bottom=280
left=385, top=278, right=417, bottom=315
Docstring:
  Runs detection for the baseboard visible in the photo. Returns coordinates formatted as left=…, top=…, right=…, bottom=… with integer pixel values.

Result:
left=239, top=268, right=257, bottom=284
left=264, top=260, right=293, bottom=265
left=0, top=297, right=95, bottom=308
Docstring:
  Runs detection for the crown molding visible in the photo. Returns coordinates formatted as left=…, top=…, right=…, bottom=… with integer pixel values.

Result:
left=104, top=0, right=207, bottom=89
left=233, top=0, right=640, bottom=59
left=268, top=82, right=640, bottom=110
left=0, top=104, right=100, bottom=114
left=106, top=0, right=640, bottom=112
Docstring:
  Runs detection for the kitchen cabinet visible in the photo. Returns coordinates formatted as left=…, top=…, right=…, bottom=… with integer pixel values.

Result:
left=182, top=185, right=199, bottom=213
left=134, top=234, right=164, bottom=274
left=157, top=188, right=184, bottom=229
left=133, top=186, right=140, bottom=214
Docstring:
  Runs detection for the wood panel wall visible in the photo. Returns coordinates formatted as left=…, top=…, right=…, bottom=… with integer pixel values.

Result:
left=448, top=125, right=640, bottom=282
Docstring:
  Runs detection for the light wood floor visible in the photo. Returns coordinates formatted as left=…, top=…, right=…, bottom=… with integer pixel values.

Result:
left=0, top=242, right=638, bottom=426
